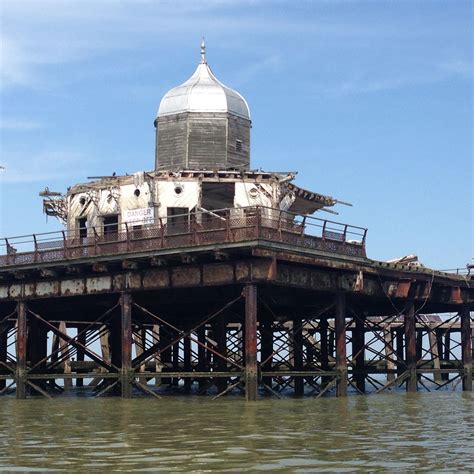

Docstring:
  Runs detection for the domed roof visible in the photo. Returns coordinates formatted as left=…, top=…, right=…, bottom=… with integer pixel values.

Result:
left=157, top=42, right=250, bottom=120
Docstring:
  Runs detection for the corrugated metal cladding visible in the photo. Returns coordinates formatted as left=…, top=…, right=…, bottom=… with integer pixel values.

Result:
left=155, top=112, right=250, bottom=170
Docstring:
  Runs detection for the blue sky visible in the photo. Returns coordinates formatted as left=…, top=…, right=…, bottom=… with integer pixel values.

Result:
left=0, top=0, right=472, bottom=269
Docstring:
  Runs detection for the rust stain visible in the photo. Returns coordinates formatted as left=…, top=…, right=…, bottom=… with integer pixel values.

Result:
left=395, top=280, right=411, bottom=298
left=171, top=267, right=201, bottom=287
left=143, top=269, right=170, bottom=288
left=203, top=264, right=234, bottom=285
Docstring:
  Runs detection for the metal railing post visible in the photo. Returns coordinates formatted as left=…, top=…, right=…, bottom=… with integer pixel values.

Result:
left=33, top=234, right=38, bottom=263
left=125, top=222, right=130, bottom=251
left=61, top=230, right=67, bottom=259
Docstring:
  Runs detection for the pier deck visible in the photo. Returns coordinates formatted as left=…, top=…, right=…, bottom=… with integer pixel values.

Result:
left=0, top=207, right=472, bottom=398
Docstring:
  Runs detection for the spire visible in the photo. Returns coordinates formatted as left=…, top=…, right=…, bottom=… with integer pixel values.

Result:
left=200, top=37, right=206, bottom=64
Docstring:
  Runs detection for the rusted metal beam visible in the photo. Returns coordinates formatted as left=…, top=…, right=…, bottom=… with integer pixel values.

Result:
left=121, top=292, right=133, bottom=398
left=460, top=306, right=472, bottom=391
left=16, top=301, right=27, bottom=399
left=335, top=293, right=347, bottom=397
left=244, top=284, right=258, bottom=401
left=183, top=334, right=192, bottom=392
left=353, top=314, right=365, bottom=393
left=404, top=301, right=417, bottom=392
left=0, top=325, right=7, bottom=390
left=215, top=316, right=227, bottom=392
left=260, top=321, right=273, bottom=389
left=58, top=321, right=72, bottom=390
left=319, top=317, right=330, bottom=388
left=76, top=331, right=86, bottom=387
left=293, top=317, right=304, bottom=396
left=197, top=325, right=206, bottom=391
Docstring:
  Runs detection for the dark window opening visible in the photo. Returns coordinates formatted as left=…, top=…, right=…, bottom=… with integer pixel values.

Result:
left=132, top=225, right=143, bottom=239
left=201, top=182, right=235, bottom=211
left=167, top=207, right=189, bottom=234
left=103, top=215, right=119, bottom=240
left=236, top=139, right=242, bottom=152
left=134, top=188, right=141, bottom=197
left=78, top=217, right=87, bottom=240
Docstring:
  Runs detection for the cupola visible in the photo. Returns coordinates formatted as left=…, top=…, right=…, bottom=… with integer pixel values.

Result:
left=154, top=41, right=251, bottom=171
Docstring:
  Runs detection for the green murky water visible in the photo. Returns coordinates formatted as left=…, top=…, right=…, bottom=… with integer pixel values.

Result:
left=0, top=392, right=472, bottom=472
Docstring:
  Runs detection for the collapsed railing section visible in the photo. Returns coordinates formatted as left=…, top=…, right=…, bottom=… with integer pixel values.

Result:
left=0, top=206, right=368, bottom=267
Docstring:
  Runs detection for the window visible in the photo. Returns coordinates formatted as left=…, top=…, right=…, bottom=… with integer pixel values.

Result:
left=132, top=225, right=144, bottom=239
left=78, top=217, right=87, bottom=240
left=103, top=215, right=119, bottom=240
left=167, top=207, right=189, bottom=234
left=236, top=139, right=243, bottom=152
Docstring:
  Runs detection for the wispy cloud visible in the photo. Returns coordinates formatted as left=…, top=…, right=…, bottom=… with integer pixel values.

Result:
left=0, top=151, right=89, bottom=183
left=0, top=118, right=42, bottom=131
left=318, top=58, right=473, bottom=96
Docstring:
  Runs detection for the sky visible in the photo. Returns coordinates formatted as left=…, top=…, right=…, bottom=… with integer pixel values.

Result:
left=0, top=0, right=472, bottom=270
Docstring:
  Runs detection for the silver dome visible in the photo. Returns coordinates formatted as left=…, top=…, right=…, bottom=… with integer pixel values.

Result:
left=157, top=48, right=250, bottom=120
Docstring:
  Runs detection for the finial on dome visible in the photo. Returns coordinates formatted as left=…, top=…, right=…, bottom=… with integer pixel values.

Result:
left=200, top=37, right=206, bottom=64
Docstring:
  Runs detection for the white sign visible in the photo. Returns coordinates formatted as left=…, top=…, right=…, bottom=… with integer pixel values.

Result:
left=124, top=207, right=154, bottom=225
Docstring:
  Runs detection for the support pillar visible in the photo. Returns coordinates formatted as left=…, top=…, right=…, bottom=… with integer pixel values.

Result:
left=293, top=317, right=304, bottom=396
left=121, top=293, right=132, bottom=398
left=27, top=317, right=48, bottom=394
left=320, top=317, right=330, bottom=387
left=16, top=301, right=27, bottom=399
left=197, top=325, right=207, bottom=392
left=76, top=330, right=86, bottom=387
left=335, top=293, right=347, bottom=397
left=172, top=340, right=179, bottom=386
left=404, top=301, right=417, bottom=392
left=183, top=334, right=192, bottom=392
left=384, top=329, right=396, bottom=382
left=151, top=325, right=161, bottom=385
left=353, top=316, right=365, bottom=393
left=58, top=321, right=72, bottom=390
left=416, top=328, right=423, bottom=381
left=460, top=306, right=472, bottom=391
left=0, top=325, right=8, bottom=390
left=244, top=284, right=258, bottom=401
left=260, top=321, right=273, bottom=389
left=428, top=329, right=442, bottom=384
left=215, top=316, right=227, bottom=392
left=396, top=328, right=404, bottom=377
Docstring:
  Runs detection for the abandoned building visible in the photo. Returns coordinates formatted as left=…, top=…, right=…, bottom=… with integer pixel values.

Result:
left=0, top=42, right=471, bottom=399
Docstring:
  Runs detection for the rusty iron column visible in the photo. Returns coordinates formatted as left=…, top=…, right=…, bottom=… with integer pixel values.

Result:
left=27, top=317, right=48, bottom=394
left=183, top=335, right=192, bottom=392
left=353, top=315, right=365, bottom=393
left=215, top=316, right=227, bottom=392
left=16, top=301, right=27, bottom=399
left=404, top=301, right=417, bottom=392
left=396, top=327, right=404, bottom=377
left=244, top=284, right=258, bottom=401
left=120, top=292, right=133, bottom=398
left=0, top=325, right=7, bottom=391
left=320, top=317, right=330, bottom=387
left=197, top=326, right=207, bottom=392
left=76, top=330, right=86, bottom=388
left=293, top=317, right=304, bottom=396
left=335, top=293, right=347, bottom=397
left=260, top=321, right=273, bottom=389
left=460, top=306, right=472, bottom=391
left=171, top=340, right=179, bottom=386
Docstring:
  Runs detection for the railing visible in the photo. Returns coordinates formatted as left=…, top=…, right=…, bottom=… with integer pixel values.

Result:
left=0, top=206, right=368, bottom=267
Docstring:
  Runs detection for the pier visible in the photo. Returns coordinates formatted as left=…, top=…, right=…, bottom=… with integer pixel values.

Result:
left=0, top=206, right=472, bottom=399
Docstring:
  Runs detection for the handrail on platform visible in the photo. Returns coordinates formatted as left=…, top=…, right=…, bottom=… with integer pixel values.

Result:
left=0, top=206, right=368, bottom=267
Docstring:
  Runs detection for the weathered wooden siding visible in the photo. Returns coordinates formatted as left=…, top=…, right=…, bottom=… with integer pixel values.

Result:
left=188, top=117, right=227, bottom=169
left=155, top=112, right=251, bottom=170
left=155, top=114, right=187, bottom=169
left=227, top=115, right=250, bottom=169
